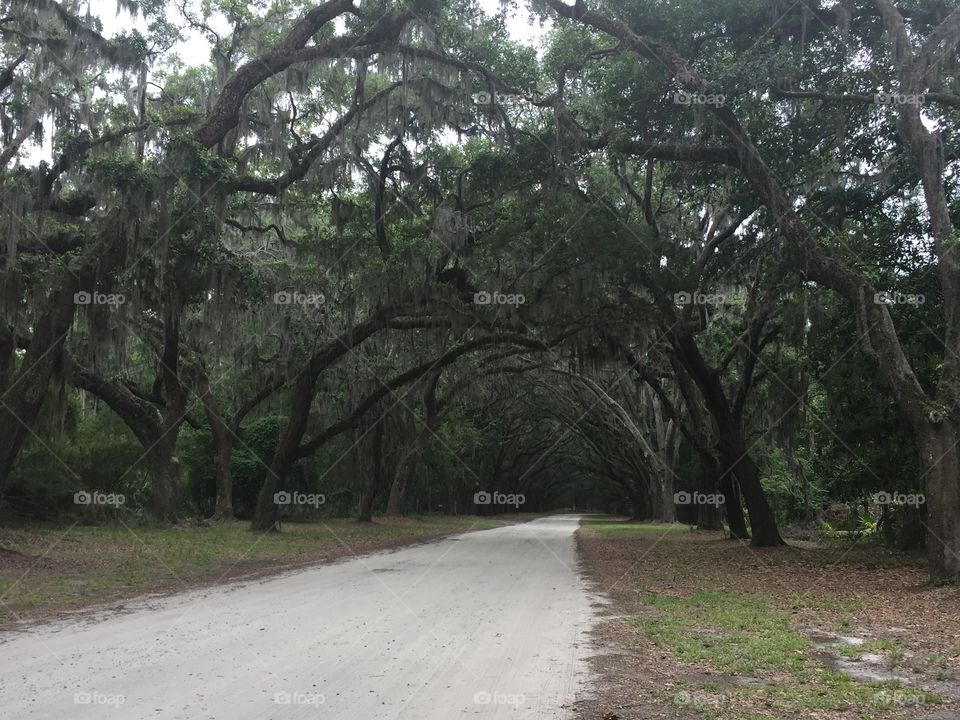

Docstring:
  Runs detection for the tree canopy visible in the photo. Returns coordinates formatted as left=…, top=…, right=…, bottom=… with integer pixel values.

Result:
left=2, top=0, right=959, bottom=581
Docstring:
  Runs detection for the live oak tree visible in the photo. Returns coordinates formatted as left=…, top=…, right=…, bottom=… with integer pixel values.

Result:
left=542, top=0, right=960, bottom=579
left=3, top=0, right=960, bottom=585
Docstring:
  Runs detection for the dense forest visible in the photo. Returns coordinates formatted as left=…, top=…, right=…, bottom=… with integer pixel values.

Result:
left=1, top=0, right=959, bottom=583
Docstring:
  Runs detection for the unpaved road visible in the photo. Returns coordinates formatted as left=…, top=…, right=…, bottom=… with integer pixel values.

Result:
left=0, top=515, right=596, bottom=719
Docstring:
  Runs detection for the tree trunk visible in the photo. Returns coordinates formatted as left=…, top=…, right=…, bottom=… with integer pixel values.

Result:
left=726, top=450, right=782, bottom=546
left=918, top=419, right=960, bottom=581
left=357, top=420, right=385, bottom=522
left=250, top=374, right=314, bottom=531
left=210, top=425, right=234, bottom=521
left=357, top=479, right=378, bottom=521
left=146, top=438, right=181, bottom=522
left=674, top=333, right=782, bottom=545
left=695, top=451, right=724, bottom=531
left=718, top=466, right=749, bottom=539
left=68, top=360, right=186, bottom=521
left=385, top=451, right=414, bottom=516
left=385, top=375, right=440, bottom=517
left=0, top=324, right=14, bottom=396
left=196, top=373, right=234, bottom=521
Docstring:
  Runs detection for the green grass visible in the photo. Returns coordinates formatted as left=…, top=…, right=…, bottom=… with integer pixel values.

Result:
left=634, top=589, right=942, bottom=715
left=636, top=590, right=808, bottom=674
left=0, top=514, right=535, bottom=625
left=585, top=519, right=694, bottom=535
left=739, top=674, right=940, bottom=713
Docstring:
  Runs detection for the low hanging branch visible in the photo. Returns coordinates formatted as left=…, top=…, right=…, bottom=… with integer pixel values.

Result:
left=295, top=332, right=557, bottom=458
left=194, top=5, right=414, bottom=148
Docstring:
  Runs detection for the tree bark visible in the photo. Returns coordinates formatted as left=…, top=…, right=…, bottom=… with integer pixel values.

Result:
left=718, top=464, right=749, bottom=539
left=385, top=372, right=441, bottom=516
left=145, top=435, right=181, bottom=522
left=695, top=450, right=725, bottom=532
left=201, top=382, right=234, bottom=521
left=357, top=418, right=386, bottom=522
left=385, top=462, right=409, bottom=516
left=250, top=372, right=313, bottom=531
left=673, top=332, right=783, bottom=545
left=918, top=419, right=960, bottom=581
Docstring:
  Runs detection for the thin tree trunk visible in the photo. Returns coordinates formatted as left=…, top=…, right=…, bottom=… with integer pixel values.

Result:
left=250, top=374, right=313, bottom=531
left=209, top=422, right=234, bottom=521
left=196, top=372, right=233, bottom=521
left=718, top=465, right=749, bottom=539
left=358, top=420, right=385, bottom=522
left=385, top=449, right=415, bottom=516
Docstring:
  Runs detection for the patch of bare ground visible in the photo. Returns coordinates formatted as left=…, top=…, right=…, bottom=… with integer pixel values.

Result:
left=575, top=519, right=960, bottom=720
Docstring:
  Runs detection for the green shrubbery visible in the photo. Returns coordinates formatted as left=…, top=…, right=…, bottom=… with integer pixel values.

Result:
left=4, top=406, right=145, bottom=519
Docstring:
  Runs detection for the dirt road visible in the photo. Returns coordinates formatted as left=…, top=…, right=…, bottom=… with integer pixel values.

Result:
left=0, top=515, right=596, bottom=719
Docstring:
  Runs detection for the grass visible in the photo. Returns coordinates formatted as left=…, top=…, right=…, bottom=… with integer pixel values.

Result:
left=584, top=517, right=693, bottom=535
left=0, top=513, right=537, bottom=626
left=578, top=519, right=954, bottom=719
left=637, top=589, right=941, bottom=716
left=636, top=590, right=809, bottom=674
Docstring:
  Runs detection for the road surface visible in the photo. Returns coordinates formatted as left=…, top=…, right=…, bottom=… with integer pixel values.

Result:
left=0, top=515, right=596, bottom=719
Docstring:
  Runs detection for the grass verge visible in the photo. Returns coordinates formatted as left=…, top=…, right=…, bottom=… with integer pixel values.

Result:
left=576, top=517, right=958, bottom=720
left=0, top=513, right=536, bottom=628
